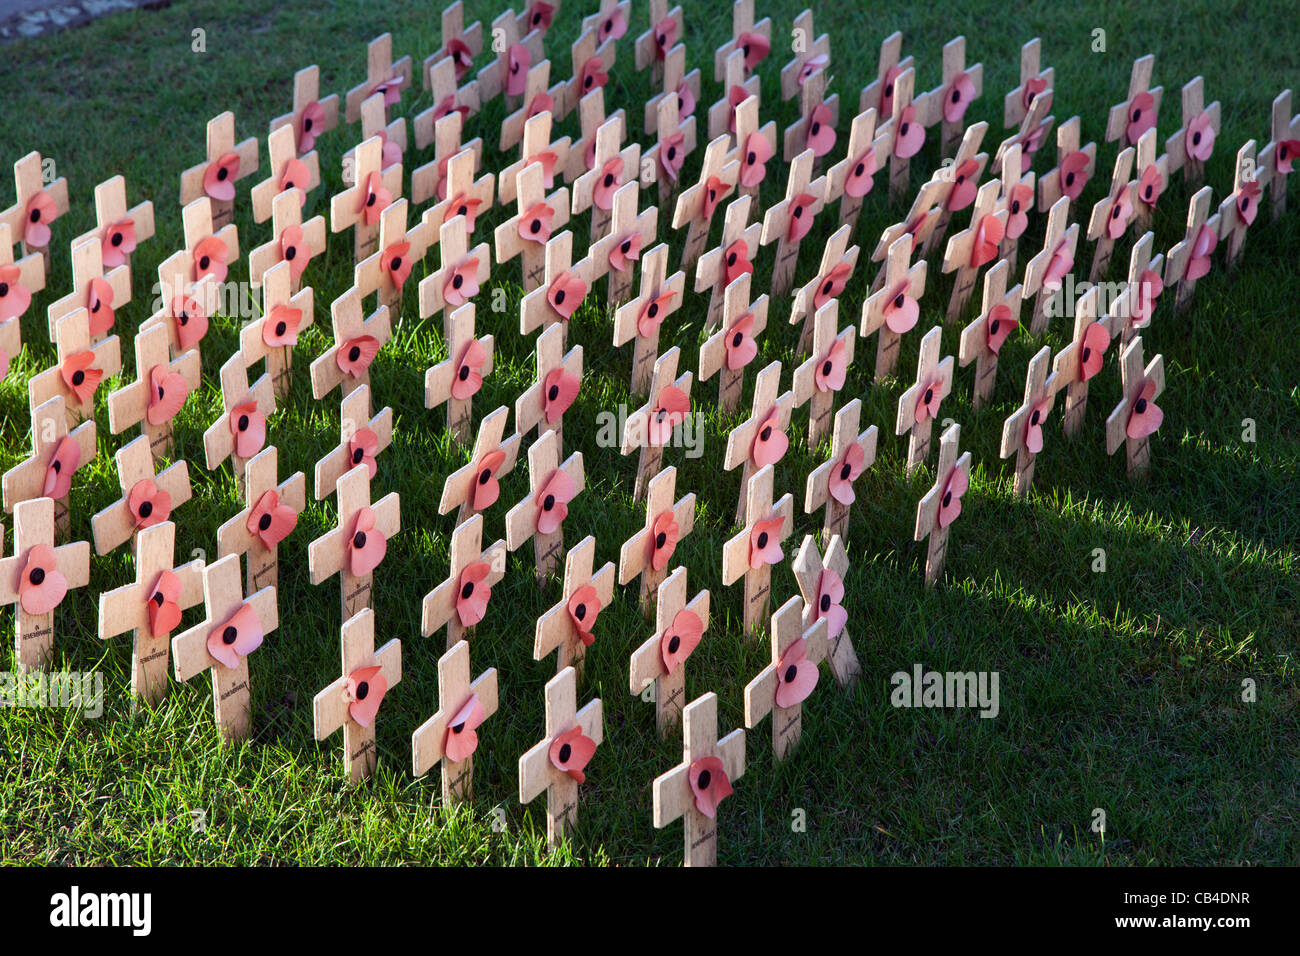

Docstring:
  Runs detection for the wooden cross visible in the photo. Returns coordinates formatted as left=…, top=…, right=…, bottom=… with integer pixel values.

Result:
left=694, top=194, right=761, bottom=330
left=1164, top=76, right=1220, bottom=186
left=792, top=533, right=859, bottom=686
left=330, top=136, right=402, bottom=264
left=0, top=221, right=47, bottom=332
left=744, top=594, right=828, bottom=761
left=618, top=464, right=696, bottom=613
left=652, top=692, right=745, bottom=868
left=309, top=286, right=392, bottom=401
left=216, top=445, right=305, bottom=595
left=91, top=433, right=192, bottom=557
left=46, top=235, right=131, bottom=339
left=28, top=308, right=122, bottom=426
left=895, top=325, right=954, bottom=475
left=495, top=161, right=571, bottom=293
left=1049, top=285, right=1113, bottom=438
left=519, top=665, right=603, bottom=845
left=722, top=92, right=778, bottom=207
left=993, top=142, right=1036, bottom=275
left=344, top=33, right=413, bottom=125
left=1084, top=145, right=1137, bottom=282
left=421, top=512, right=507, bottom=649
left=635, top=0, right=684, bottom=88
left=861, top=233, right=927, bottom=381
left=759, top=149, right=826, bottom=296
left=560, top=23, right=623, bottom=122
left=706, top=46, right=758, bottom=147
left=580, top=0, right=632, bottom=53
left=1021, top=195, right=1078, bottom=335
left=415, top=51, right=481, bottom=152
left=475, top=10, right=543, bottom=104
left=671, top=136, right=737, bottom=271
left=858, top=30, right=912, bottom=116
left=644, top=83, right=698, bottom=207
left=420, top=214, right=491, bottom=344
left=1004, top=37, right=1054, bottom=131
left=941, top=180, right=1007, bottom=321
left=498, top=55, right=556, bottom=148
left=630, top=565, right=708, bottom=734
left=71, top=175, right=155, bottom=272
left=1258, top=90, right=1300, bottom=220
left=918, top=121, right=990, bottom=260
left=620, top=347, right=693, bottom=503
left=698, top=269, right=767, bottom=414
left=804, top=398, right=877, bottom=543
left=239, top=260, right=314, bottom=402
left=887, top=67, right=930, bottom=200
left=315, top=384, right=394, bottom=502
left=412, top=636, right=499, bottom=804
left=251, top=123, right=322, bottom=226
left=723, top=360, right=791, bottom=524
left=202, top=352, right=275, bottom=492
left=958, top=258, right=1023, bottom=409
left=1105, top=54, right=1162, bottom=148
left=790, top=227, right=859, bottom=354
left=519, top=231, right=593, bottom=346
left=1131, top=126, right=1168, bottom=231
left=181, top=196, right=239, bottom=289
left=172, top=553, right=277, bottom=742
left=106, top=320, right=200, bottom=462
left=2, top=395, right=94, bottom=539
left=308, top=463, right=401, bottom=619
left=1, top=151, right=70, bottom=267
left=1036, top=116, right=1097, bottom=216
left=313, top=607, right=402, bottom=785
left=422, top=2, right=484, bottom=89
left=438, top=405, right=522, bottom=523
left=1000, top=345, right=1057, bottom=498
left=347, top=90, right=408, bottom=179
left=0, top=497, right=89, bottom=671
left=178, top=112, right=259, bottom=229
left=505, top=428, right=585, bottom=582
left=97, top=521, right=203, bottom=705
left=1105, top=335, right=1165, bottom=479
left=1217, top=140, right=1264, bottom=268
left=721, top=463, right=793, bottom=635
left=589, top=180, right=659, bottom=307
left=566, top=83, right=622, bottom=183
left=516, top=319, right=582, bottom=457
left=779, top=11, right=837, bottom=162
left=425, top=301, right=494, bottom=445
left=713, top=0, right=771, bottom=82
left=613, top=243, right=684, bottom=396
left=571, top=112, right=639, bottom=241
left=779, top=8, right=830, bottom=104
left=1163, top=185, right=1220, bottom=313
left=863, top=176, right=946, bottom=299
left=269, top=64, right=340, bottom=156
left=825, top=107, right=894, bottom=233
left=412, top=107, right=484, bottom=206
left=925, top=36, right=984, bottom=156
left=914, top=422, right=971, bottom=587
left=1110, top=231, right=1164, bottom=346
left=535, top=535, right=614, bottom=677
left=249, top=189, right=327, bottom=296
left=422, top=146, right=494, bottom=261
left=791, top=300, right=855, bottom=448
left=499, top=110, right=572, bottom=209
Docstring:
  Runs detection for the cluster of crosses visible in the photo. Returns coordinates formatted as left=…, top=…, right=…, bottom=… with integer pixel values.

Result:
left=1, top=0, right=1292, bottom=866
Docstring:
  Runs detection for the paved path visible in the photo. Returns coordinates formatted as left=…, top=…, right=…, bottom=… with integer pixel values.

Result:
left=0, top=0, right=162, bottom=40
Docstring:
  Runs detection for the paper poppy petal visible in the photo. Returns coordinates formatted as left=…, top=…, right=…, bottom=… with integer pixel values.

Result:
left=567, top=584, right=602, bottom=642
left=1025, top=397, right=1052, bottom=455
left=774, top=638, right=819, bottom=708
left=659, top=133, right=686, bottom=181
left=985, top=304, right=1017, bottom=354
left=738, top=31, right=770, bottom=69
left=1060, top=151, right=1091, bottom=200
left=469, top=449, right=505, bottom=512
left=609, top=233, right=643, bottom=273
left=637, top=291, right=677, bottom=339
left=337, top=335, right=380, bottom=377
left=193, top=236, right=228, bottom=284
left=229, top=401, right=267, bottom=459
left=1106, top=190, right=1134, bottom=239
left=506, top=44, right=530, bottom=97
left=724, top=313, right=757, bottom=371
left=518, top=203, right=555, bottom=244
left=60, top=352, right=103, bottom=405
left=536, top=469, right=576, bottom=535
left=451, top=338, right=487, bottom=401
left=828, top=443, right=865, bottom=505
left=23, top=193, right=58, bottom=248
left=1127, top=380, right=1163, bottom=439
left=660, top=608, right=703, bottom=674
left=884, top=284, right=919, bottom=334
left=346, top=665, right=387, bottom=728
left=543, top=368, right=580, bottom=424
left=814, top=338, right=847, bottom=393
left=594, top=156, right=624, bottom=211
left=263, top=304, right=302, bottom=348
left=1187, top=112, right=1216, bottom=163
left=101, top=218, right=136, bottom=268
left=19, top=545, right=67, bottom=614
left=815, top=568, right=848, bottom=638
left=206, top=603, right=263, bottom=669
left=971, top=215, right=1004, bottom=267
left=787, top=193, right=817, bottom=242
left=444, top=694, right=485, bottom=762
left=688, top=755, right=731, bottom=819
left=751, top=408, right=789, bottom=468
left=455, top=561, right=492, bottom=627
left=173, top=295, right=209, bottom=350
left=203, top=153, right=240, bottom=203
left=549, top=726, right=596, bottom=783
left=547, top=271, right=587, bottom=320
left=650, top=510, right=680, bottom=571
left=381, top=241, right=413, bottom=290
left=723, top=240, right=753, bottom=284
left=1186, top=225, right=1217, bottom=281
left=147, top=570, right=183, bottom=639
left=1125, top=92, right=1156, bottom=145
left=937, top=465, right=968, bottom=529
left=947, top=159, right=980, bottom=212
left=807, top=103, right=837, bottom=157
left=944, top=72, right=976, bottom=123
left=844, top=148, right=879, bottom=199
left=1006, top=183, right=1034, bottom=239
left=894, top=106, right=925, bottom=158
left=360, top=171, right=392, bottom=226
left=1043, top=243, right=1074, bottom=290
left=248, top=489, right=298, bottom=548
left=347, top=507, right=387, bottom=575
left=0, top=266, right=33, bottom=321
left=749, top=517, right=785, bottom=569
left=42, top=435, right=81, bottom=499
left=148, top=364, right=190, bottom=425
left=740, top=132, right=775, bottom=188
left=648, top=386, right=690, bottom=445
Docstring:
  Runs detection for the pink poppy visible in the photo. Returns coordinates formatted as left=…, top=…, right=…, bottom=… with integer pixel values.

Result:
left=60, top=352, right=103, bottom=405
left=598, top=7, right=627, bottom=43
left=451, top=338, right=487, bottom=400
left=375, top=131, right=402, bottom=172
left=883, top=281, right=919, bottom=334
left=279, top=224, right=312, bottom=280
left=844, top=146, right=879, bottom=198
left=370, top=76, right=404, bottom=107
left=446, top=38, right=475, bottom=80
left=1126, top=379, right=1163, bottom=439
left=1237, top=179, right=1262, bottom=227
left=347, top=506, right=388, bottom=576
left=1187, top=112, right=1215, bottom=162
left=660, top=608, right=703, bottom=674
left=101, top=218, right=136, bottom=268
left=748, top=516, right=785, bottom=569
left=444, top=195, right=483, bottom=235
left=609, top=233, right=643, bottom=272
left=807, top=103, right=836, bottom=157
left=737, top=31, right=770, bottom=69
left=637, top=291, right=677, bottom=339
left=18, top=544, right=67, bottom=615
left=937, top=464, right=968, bottom=529
left=1059, top=151, right=1091, bottom=200
left=526, top=91, right=554, bottom=119
left=787, top=193, right=818, bottom=242
left=1025, top=397, right=1052, bottom=454
left=547, top=270, right=587, bottom=320
left=579, top=57, right=608, bottom=96
left=506, top=44, right=531, bottom=97
left=444, top=694, right=485, bottom=762
left=346, top=665, right=387, bottom=728
left=650, top=509, right=679, bottom=571
left=814, top=337, right=848, bottom=393
left=724, top=312, right=757, bottom=370
left=530, top=150, right=560, bottom=189
left=381, top=241, right=412, bottom=291
left=971, top=215, right=1004, bottom=268
left=567, top=584, right=602, bottom=645
left=688, top=755, right=732, bottom=819
left=337, top=335, right=381, bottom=378
left=518, top=203, right=555, bottom=243
left=944, top=71, right=977, bottom=124
left=280, top=157, right=311, bottom=201
left=1186, top=224, right=1217, bottom=281
left=652, top=16, right=676, bottom=59
left=1043, top=241, right=1074, bottom=291
left=1078, top=321, right=1110, bottom=381
left=724, top=239, right=753, bottom=284
left=203, top=152, right=240, bottom=203
left=229, top=400, right=267, bottom=459
left=798, top=53, right=829, bottom=86
left=206, top=603, right=263, bottom=669
left=1137, top=165, right=1163, bottom=209
left=0, top=265, right=32, bottom=321
left=814, top=263, right=851, bottom=310
left=543, top=367, right=580, bottom=424
left=193, top=236, right=228, bottom=283
left=147, top=364, right=190, bottom=425
left=549, top=726, right=596, bottom=783
left=659, top=133, right=687, bottom=181
left=894, top=105, right=925, bottom=158
left=349, top=428, right=380, bottom=479
left=676, top=83, right=696, bottom=120
left=525, top=1, right=555, bottom=34
left=985, top=303, right=1017, bottom=354
left=131, top=478, right=177, bottom=529
left=648, top=385, right=690, bottom=446
left=751, top=408, right=788, bottom=468
left=535, top=469, right=576, bottom=535
left=774, top=637, right=819, bottom=708
left=814, top=568, right=847, bottom=639
left=1023, top=77, right=1047, bottom=111
left=914, top=377, right=944, bottom=423
left=23, top=192, right=58, bottom=248
left=1126, top=91, right=1156, bottom=145
left=879, top=65, right=902, bottom=116
left=360, top=171, right=392, bottom=226
left=1131, top=269, right=1162, bottom=328
left=86, top=277, right=115, bottom=336
left=1273, top=139, right=1300, bottom=174
left=247, top=488, right=297, bottom=548
left=455, top=561, right=492, bottom=627
left=298, top=100, right=326, bottom=152
left=727, top=84, right=748, bottom=134
left=829, top=443, right=865, bottom=505
left=702, top=176, right=730, bottom=222
left=262, top=304, right=302, bottom=348
left=594, top=156, right=624, bottom=210
left=1006, top=183, right=1034, bottom=239
left=147, top=570, right=182, bottom=639
left=1106, top=188, right=1134, bottom=239
left=470, top=449, right=506, bottom=512
left=430, top=96, right=470, bottom=125
left=42, top=435, right=81, bottom=499
left=172, top=295, right=209, bottom=350
left=947, top=159, right=980, bottom=211
left=444, top=257, right=482, bottom=307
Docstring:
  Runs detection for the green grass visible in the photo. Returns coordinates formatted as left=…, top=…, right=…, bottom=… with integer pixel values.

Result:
left=1, top=0, right=1297, bottom=866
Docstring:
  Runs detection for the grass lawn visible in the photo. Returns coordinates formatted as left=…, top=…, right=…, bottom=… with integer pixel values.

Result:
left=0, top=0, right=1297, bottom=865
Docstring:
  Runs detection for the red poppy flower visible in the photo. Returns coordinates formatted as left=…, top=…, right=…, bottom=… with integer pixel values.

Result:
left=807, top=103, right=836, bottom=157
left=844, top=147, right=879, bottom=199
left=566, top=584, right=602, bottom=645
left=360, top=171, right=392, bottom=226
left=1025, top=397, right=1052, bottom=455
left=24, top=192, right=58, bottom=248
left=1106, top=188, right=1134, bottom=239
left=346, top=664, right=387, bottom=728
left=937, top=464, right=968, bottom=529
left=455, top=561, right=492, bottom=627
left=128, top=479, right=171, bottom=530
left=609, top=232, right=642, bottom=272
left=798, top=53, right=830, bottom=86
left=370, top=76, right=404, bottom=107
left=787, top=193, right=817, bottom=242
left=444, top=257, right=482, bottom=307
left=101, top=218, right=136, bottom=268
left=914, top=377, right=944, bottom=423
left=451, top=338, right=487, bottom=400
left=260, top=304, right=301, bottom=349
left=660, top=608, right=703, bottom=674
left=774, top=637, right=819, bottom=708
left=894, top=105, right=925, bottom=158
left=724, top=311, right=757, bottom=371
left=203, top=152, right=241, bottom=203
left=229, top=400, right=267, bottom=459
left=518, top=203, right=555, bottom=244
left=727, top=84, right=748, bottom=135
left=280, top=157, right=311, bottom=202
left=1022, top=77, right=1047, bottom=111
left=446, top=38, right=475, bottom=80
left=549, top=726, right=596, bottom=783
left=598, top=8, right=627, bottom=42
left=648, top=385, right=690, bottom=446
left=1131, top=269, right=1162, bottom=329
left=0, top=265, right=32, bottom=322
left=737, top=31, right=770, bottom=69
left=650, top=510, right=679, bottom=571
left=1237, top=179, right=1262, bottom=227
left=675, top=83, right=696, bottom=120
left=147, top=364, right=190, bottom=425
left=348, top=427, right=380, bottom=479
left=883, top=281, right=919, bottom=334
left=829, top=443, right=865, bottom=505
left=637, top=291, right=677, bottom=339
left=506, top=44, right=531, bottom=96
left=971, top=214, right=1004, bottom=268
left=431, top=96, right=470, bottom=125
left=1274, top=139, right=1300, bottom=174
left=748, top=516, right=785, bottom=569
left=337, top=335, right=380, bottom=378
left=1187, top=112, right=1216, bottom=163
left=659, top=133, right=687, bottom=182
left=18, top=544, right=68, bottom=614
left=814, top=262, right=852, bottom=311
left=740, top=131, right=774, bottom=188
left=1059, top=151, right=1091, bottom=200
left=469, top=449, right=505, bottom=511
left=751, top=407, right=788, bottom=468
left=594, top=156, right=624, bottom=211
left=814, top=337, right=848, bottom=393
left=702, top=176, right=730, bottom=222
left=526, top=91, right=554, bottom=120
left=879, top=65, right=902, bottom=116
left=85, top=277, right=115, bottom=337
left=440, top=193, right=482, bottom=236
left=1078, top=321, right=1110, bottom=381
left=944, top=71, right=976, bottom=124
left=1126, top=379, right=1163, bottom=439
left=526, top=1, right=554, bottom=33
left=814, top=568, right=847, bottom=639
left=298, top=100, right=326, bottom=152
left=653, top=16, right=676, bottom=59
left=61, top=351, right=103, bottom=405
left=1137, top=165, right=1163, bottom=209
left=543, top=367, right=580, bottom=424
left=1006, top=183, right=1034, bottom=239
left=1186, top=224, right=1217, bottom=281
left=247, top=488, right=297, bottom=548
left=347, top=506, right=388, bottom=576
left=548, top=270, right=587, bottom=320
left=1043, top=241, right=1074, bottom=291
left=688, top=755, right=732, bottom=819
left=530, top=150, right=560, bottom=189
left=985, top=303, right=1017, bottom=354
left=1125, top=91, right=1156, bottom=145
left=193, top=236, right=228, bottom=284
left=147, top=569, right=182, bottom=639
left=172, top=294, right=209, bottom=350
left=1021, top=120, right=1049, bottom=157
left=278, top=224, right=311, bottom=280
left=535, top=469, right=576, bottom=535
left=579, top=56, right=608, bottom=96
left=206, top=603, right=263, bottom=670
left=723, top=240, right=753, bottom=285
left=42, top=435, right=81, bottom=499
left=445, top=693, right=485, bottom=762
left=372, top=242, right=411, bottom=294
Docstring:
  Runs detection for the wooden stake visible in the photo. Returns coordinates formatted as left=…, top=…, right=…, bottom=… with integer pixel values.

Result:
left=759, top=150, right=827, bottom=296
left=71, top=175, right=155, bottom=273
left=671, top=136, right=737, bottom=271
left=1163, top=186, right=1221, bottom=313
left=789, top=224, right=859, bottom=353
left=519, top=666, right=603, bottom=845
left=825, top=107, right=894, bottom=233
left=516, top=321, right=581, bottom=452
left=804, top=399, right=877, bottom=543
left=203, top=353, right=275, bottom=494
left=269, top=64, right=340, bottom=157
left=694, top=194, right=761, bottom=330
left=494, top=161, right=571, bottom=292
left=535, top=535, right=615, bottom=678
left=941, top=179, right=1006, bottom=321
left=698, top=270, right=767, bottom=414
left=914, top=423, right=971, bottom=587
left=106, top=322, right=199, bottom=463
left=1164, top=76, right=1220, bottom=186
left=307, top=464, right=401, bottom=619
left=895, top=325, right=954, bottom=475
left=329, top=136, right=402, bottom=264
left=1084, top=146, right=1137, bottom=282
left=505, top=428, right=585, bottom=582
left=630, top=565, right=708, bottom=734
left=792, top=300, right=855, bottom=448
left=723, top=361, right=791, bottom=524
left=344, top=33, right=413, bottom=126
left=46, top=235, right=131, bottom=340
left=0, top=151, right=69, bottom=268
left=1105, top=335, right=1165, bottom=479
left=28, top=308, right=121, bottom=426
left=1021, top=196, right=1077, bottom=335
left=721, top=463, right=793, bottom=636
left=354, top=198, right=436, bottom=317
left=1050, top=285, right=1113, bottom=438
left=743, top=594, right=828, bottom=761
left=588, top=180, right=659, bottom=307
left=411, top=639, right=499, bottom=804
